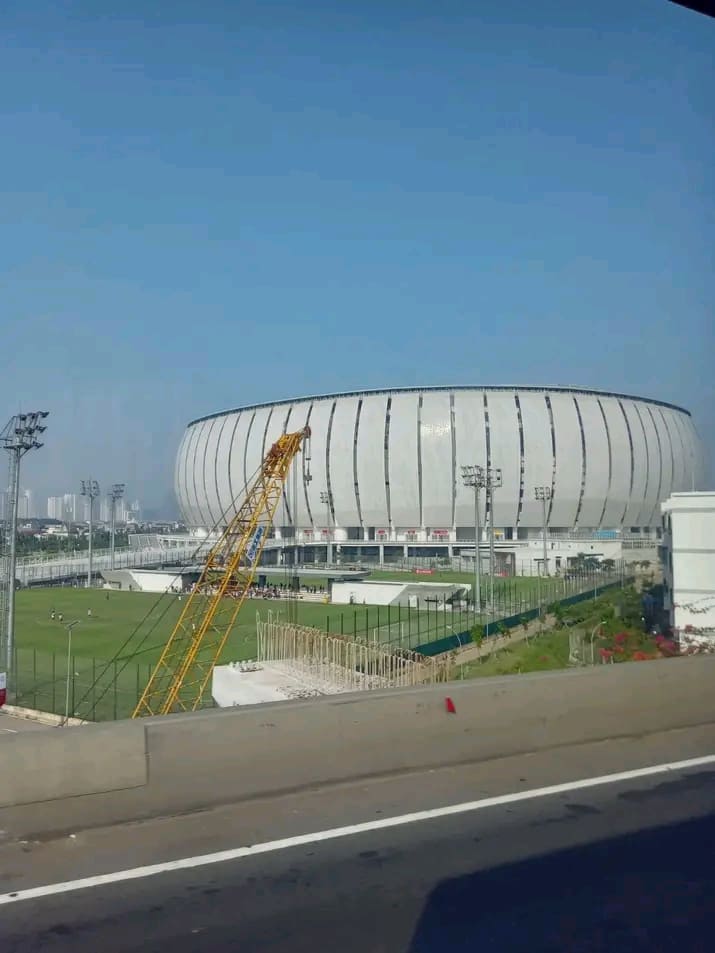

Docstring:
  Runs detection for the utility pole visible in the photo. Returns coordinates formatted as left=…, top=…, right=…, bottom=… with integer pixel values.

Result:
left=320, top=490, right=332, bottom=566
left=534, top=486, right=552, bottom=576
left=1, top=412, right=48, bottom=696
left=109, top=483, right=125, bottom=570
left=461, top=465, right=485, bottom=617
left=80, top=479, right=100, bottom=589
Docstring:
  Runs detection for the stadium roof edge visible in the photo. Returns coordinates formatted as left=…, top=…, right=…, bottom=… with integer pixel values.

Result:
left=187, top=385, right=692, bottom=427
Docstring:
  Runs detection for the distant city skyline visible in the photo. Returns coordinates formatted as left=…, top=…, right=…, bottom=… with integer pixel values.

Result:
left=0, top=486, right=151, bottom=523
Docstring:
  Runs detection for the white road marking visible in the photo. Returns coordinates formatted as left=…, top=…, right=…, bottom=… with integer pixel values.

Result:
left=0, top=728, right=17, bottom=734
left=1, top=752, right=714, bottom=906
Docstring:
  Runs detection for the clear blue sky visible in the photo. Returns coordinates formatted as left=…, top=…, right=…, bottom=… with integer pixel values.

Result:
left=1, top=0, right=713, bottom=513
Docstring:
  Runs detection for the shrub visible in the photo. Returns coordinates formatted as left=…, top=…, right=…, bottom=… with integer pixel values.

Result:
left=471, top=624, right=485, bottom=648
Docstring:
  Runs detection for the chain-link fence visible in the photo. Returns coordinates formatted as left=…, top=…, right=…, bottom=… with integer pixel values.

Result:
left=12, top=646, right=154, bottom=722
left=315, top=568, right=626, bottom=653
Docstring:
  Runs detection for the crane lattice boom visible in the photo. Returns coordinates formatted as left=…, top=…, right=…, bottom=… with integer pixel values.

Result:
left=133, top=427, right=310, bottom=717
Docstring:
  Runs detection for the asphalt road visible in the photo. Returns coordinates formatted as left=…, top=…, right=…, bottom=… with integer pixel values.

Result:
left=0, top=711, right=48, bottom=734
left=2, top=725, right=714, bottom=953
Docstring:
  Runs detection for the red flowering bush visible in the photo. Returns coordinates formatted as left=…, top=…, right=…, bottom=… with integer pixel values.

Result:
left=657, top=639, right=678, bottom=657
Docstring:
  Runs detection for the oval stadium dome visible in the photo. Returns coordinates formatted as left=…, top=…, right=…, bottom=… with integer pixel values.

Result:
left=175, top=386, right=705, bottom=544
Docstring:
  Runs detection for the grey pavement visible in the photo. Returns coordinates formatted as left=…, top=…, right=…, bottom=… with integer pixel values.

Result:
left=1, top=723, right=714, bottom=952
left=0, top=712, right=48, bottom=734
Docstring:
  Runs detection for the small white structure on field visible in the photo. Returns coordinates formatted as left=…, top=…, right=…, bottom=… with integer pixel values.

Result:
left=330, top=579, right=468, bottom=607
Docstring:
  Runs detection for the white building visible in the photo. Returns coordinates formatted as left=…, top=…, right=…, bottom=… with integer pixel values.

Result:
left=661, top=492, right=715, bottom=647
left=176, top=386, right=704, bottom=560
left=47, top=495, right=64, bottom=519
left=16, top=488, right=33, bottom=519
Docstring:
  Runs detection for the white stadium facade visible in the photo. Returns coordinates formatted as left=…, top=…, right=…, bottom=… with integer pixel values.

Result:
left=175, top=386, right=704, bottom=564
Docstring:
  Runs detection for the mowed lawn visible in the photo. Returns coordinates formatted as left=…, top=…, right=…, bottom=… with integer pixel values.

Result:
left=14, top=568, right=602, bottom=665
left=13, top=586, right=464, bottom=667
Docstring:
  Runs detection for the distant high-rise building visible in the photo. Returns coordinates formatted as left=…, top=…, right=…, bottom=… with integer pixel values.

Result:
left=115, top=498, right=128, bottom=523
left=47, top=496, right=65, bottom=520
left=17, top=488, right=33, bottom=520
left=99, top=495, right=129, bottom=524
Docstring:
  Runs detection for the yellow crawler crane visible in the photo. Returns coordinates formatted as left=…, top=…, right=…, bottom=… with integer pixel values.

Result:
left=133, top=426, right=310, bottom=717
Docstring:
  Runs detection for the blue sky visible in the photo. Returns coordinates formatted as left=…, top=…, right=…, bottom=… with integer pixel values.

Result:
left=1, top=0, right=713, bottom=513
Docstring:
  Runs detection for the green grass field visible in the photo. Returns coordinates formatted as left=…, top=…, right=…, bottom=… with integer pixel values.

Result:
left=13, top=587, right=467, bottom=664
left=9, top=567, right=622, bottom=720
left=11, top=586, right=476, bottom=719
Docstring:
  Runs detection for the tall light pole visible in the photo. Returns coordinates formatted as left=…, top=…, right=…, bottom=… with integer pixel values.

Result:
left=487, top=468, right=502, bottom=611
left=1, top=411, right=48, bottom=695
left=461, top=465, right=485, bottom=616
left=320, top=490, right=332, bottom=566
left=109, top=483, right=125, bottom=570
left=80, top=479, right=100, bottom=589
left=534, top=486, right=552, bottom=576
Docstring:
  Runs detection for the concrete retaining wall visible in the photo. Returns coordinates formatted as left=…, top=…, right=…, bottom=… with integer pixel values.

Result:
left=1, top=657, right=713, bottom=838
left=0, top=721, right=146, bottom=809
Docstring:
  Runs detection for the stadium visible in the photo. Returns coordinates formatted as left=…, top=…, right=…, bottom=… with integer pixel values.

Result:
left=175, top=386, right=704, bottom=561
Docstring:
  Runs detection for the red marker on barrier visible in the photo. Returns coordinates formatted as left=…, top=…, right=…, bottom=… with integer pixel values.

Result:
left=445, top=696, right=456, bottom=714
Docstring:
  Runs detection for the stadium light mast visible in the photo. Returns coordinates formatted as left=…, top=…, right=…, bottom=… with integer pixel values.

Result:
left=486, top=468, right=502, bottom=610
left=80, top=479, right=100, bottom=589
left=109, top=483, right=125, bottom=570
left=1, top=411, right=49, bottom=696
left=534, top=486, right=552, bottom=576
left=320, top=490, right=332, bottom=566
left=461, top=465, right=486, bottom=616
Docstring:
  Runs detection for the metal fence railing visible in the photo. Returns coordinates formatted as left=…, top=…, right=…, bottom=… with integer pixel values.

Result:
left=12, top=646, right=154, bottom=722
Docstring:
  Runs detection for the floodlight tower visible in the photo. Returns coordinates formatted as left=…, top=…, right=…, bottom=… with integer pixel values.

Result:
left=1, top=411, right=49, bottom=693
left=486, top=468, right=502, bottom=610
left=80, top=479, right=100, bottom=588
left=320, top=490, right=332, bottom=566
left=534, top=486, right=552, bottom=576
left=460, top=465, right=486, bottom=614
left=109, top=483, right=125, bottom=570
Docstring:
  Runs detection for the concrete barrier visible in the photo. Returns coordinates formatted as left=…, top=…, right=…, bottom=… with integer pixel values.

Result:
left=0, top=657, right=713, bottom=838
left=0, top=721, right=146, bottom=810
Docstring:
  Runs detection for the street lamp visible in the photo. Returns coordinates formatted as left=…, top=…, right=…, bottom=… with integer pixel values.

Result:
left=320, top=490, right=332, bottom=566
left=63, top=619, right=81, bottom=726
left=109, top=483, right=125, bottom=570
left=534, top=486, right=552, bottom=577
left=1, top=411, right=49, bottom=695
left=80, top=479, right=100, bottom=589
left=461, top=465, right=486, bottom=616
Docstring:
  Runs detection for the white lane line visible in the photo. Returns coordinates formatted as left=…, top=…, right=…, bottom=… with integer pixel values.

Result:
left=2, top=753, right=714, bottom=906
